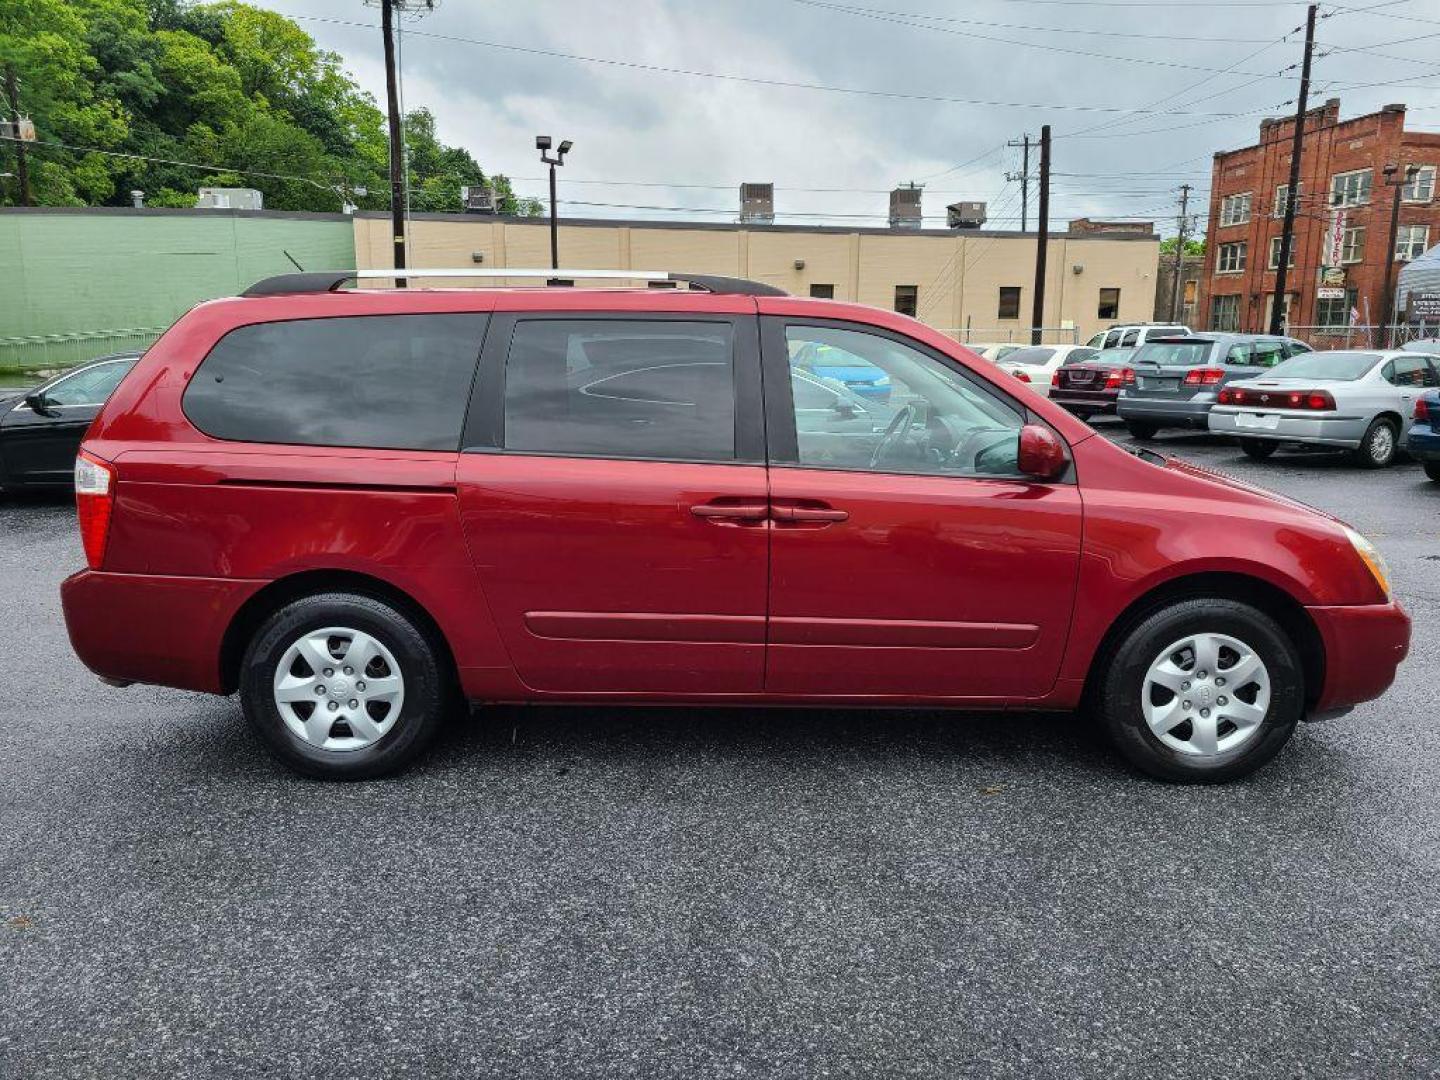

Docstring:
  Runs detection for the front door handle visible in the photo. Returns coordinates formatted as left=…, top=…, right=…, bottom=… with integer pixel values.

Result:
left=690, top=501, right=770, bottom=523
left=771, top=505, right=848, bottom=523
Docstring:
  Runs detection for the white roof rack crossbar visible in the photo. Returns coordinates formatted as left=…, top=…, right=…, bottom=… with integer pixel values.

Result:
left=242, top=269, right=787, bottom=297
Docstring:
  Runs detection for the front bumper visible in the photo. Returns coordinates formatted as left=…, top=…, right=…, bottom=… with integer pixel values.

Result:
left=61, top=569, right=264, bottom=694
left=1307, top=600, right=1411, bottom=713
left=1116, top=394, right=1215, bottom=428
left=1208, top=407, right=1370, bottom=447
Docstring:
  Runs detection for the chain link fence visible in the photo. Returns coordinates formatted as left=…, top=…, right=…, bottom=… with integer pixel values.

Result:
left=0, top=327, right=166, bottom=379
left=1283, top=323, right=1440, bottom=351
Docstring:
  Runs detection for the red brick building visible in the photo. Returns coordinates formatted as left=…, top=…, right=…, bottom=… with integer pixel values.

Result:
left=1204, top=99, right=1440, bottom=335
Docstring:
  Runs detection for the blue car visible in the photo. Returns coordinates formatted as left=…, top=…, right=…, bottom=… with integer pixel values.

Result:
left=1407, top=389, right=1440, bottom=482
left=791, top=341, right=892, bottom=401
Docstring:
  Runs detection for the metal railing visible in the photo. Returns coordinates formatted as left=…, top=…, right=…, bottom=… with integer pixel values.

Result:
left=1281, top=323, right=1439, bottom=350
left=0, top=327, right=166, bottom=375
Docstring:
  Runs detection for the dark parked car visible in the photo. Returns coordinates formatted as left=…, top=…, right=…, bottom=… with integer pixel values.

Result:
left=0, top=353, right=139, bottom=491
left=1403, top=389, right=1440, bottom=481
left=1116, top=334, right=1311, bottom=438
left=1049, top=346, right=1138, bottom=418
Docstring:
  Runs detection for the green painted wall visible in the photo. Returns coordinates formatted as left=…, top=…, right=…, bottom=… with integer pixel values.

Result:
left=0, top=208, right=355, bottom=372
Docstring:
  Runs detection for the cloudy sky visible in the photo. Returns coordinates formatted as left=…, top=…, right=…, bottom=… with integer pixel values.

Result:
left=264, top=0, right=1440, bottom=235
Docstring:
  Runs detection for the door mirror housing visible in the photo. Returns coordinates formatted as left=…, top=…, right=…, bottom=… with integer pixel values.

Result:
left=1017, top=423, right=1067, bottom=480
left=24, top=392, right=59, bottom=417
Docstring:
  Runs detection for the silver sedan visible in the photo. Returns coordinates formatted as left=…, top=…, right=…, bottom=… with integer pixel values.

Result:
left=1207, top=349, right=1440, bottom=467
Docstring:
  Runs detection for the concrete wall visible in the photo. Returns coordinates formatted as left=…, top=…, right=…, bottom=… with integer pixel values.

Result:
left=0, top=207, right=355, bottom=369
left=354, top=212, right=1161, bottom=344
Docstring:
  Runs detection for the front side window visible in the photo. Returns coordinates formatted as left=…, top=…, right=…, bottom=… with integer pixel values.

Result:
left=894, top=285, right=918, bottom=317
left=43, top=359, right=136, bottom=406
left=1220, top=193, right=1251, bottom=227
left=782, top=325, right=1023, bottom=478
left=1342, top=227, right=1366, bottom=264
left=1211, top=295, right=1241, bottom=332
left=503, top=320, right=735, bottom=462
left=997, top=286, right=1021, bottom=320
left=184, top=314, right=487, bottom=451
left=1396, top=225, right=1430, bottom=261
left=1098, top=287, right=1120, bottom=320
left=1217, top=242, right=1247, bottom=274
left=1331, top=169, right=1372, bottom=208
left=1402, top=165, right=1435, bottom=203
left=1384, top=355, right=1439, bottom=387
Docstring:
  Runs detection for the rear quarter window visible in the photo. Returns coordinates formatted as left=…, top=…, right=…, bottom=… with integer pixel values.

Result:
left=183, top=313, right=488, bottom=450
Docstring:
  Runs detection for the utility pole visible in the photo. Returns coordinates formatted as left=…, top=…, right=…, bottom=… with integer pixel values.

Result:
left=1381, top=163, right=1417, bottom=345
left=1030, top=125, right=1051, bottom=345
left=1270, top=2, right=1317, bottom=335
left=1006, top=134, right=1031, bottom=232
left=380, top=0, right=407, bottom=285
left=3, top=65, right=31, bottom=207
left=1170, top=184, right=1192, bottom=323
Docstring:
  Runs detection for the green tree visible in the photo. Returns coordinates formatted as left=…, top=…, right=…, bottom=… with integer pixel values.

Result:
left=1160, top=236, right=1206, bottom=257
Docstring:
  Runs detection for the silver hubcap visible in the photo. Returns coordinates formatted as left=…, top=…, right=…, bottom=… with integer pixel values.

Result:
left=273, top=627, right=405, bottom=752
left=1371, top=425, right=1394, bottom=461
left=1141, top=632, right=1270, bottom=757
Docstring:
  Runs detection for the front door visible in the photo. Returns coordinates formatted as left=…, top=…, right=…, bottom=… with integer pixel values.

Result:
left=761, top=318, right=1083, bottom=701
left=456, top=312, right=769, bottom=695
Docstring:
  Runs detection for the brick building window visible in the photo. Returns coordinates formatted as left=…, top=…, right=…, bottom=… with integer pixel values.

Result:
left=997, top=286, right=1021, bottom=319
left=1273, top=183, right=1303, bottom=218
left=1317, top=289, right=1358, bottom=328
left=1402, top=165, right=1435, bottom=203
left=1097, top=287, right=1121, bottom=319
left=1210, top=295, right=1240, bottom=331
left=1331, top=169, right=1372, bottom=207
left=894, top=285, right=918, bottom=316
left=1268, top=237, right=1296, bottom=270
left=1217, top=242, right=1247, bottom=274
left=809, top=284, right=835, bottom=298
left=1341, top=227, right=1366, bottom=264
left=1219, top=193, right=1252, bottom=226
left=1396, top=225, right=1430, bottom=261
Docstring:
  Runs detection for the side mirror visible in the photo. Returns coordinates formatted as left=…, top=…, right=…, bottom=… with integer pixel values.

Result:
left=24, top=392, right=59, bottom=417
left=1017, top=423, right=1068, bottom=480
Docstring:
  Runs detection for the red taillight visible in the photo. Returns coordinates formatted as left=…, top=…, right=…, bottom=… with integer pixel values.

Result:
left=1184, top=367, right=1226, bottom=386
left=1013, top=369, right=1031, bottom=382
left=1416, top=397, right=1431, bottom=421
left=1218, top=387, right=1335, bottom=410
left=74, top=451, right=115, bottom=569
left=1104, top=367, right=1135, bottom=390
left=1051, top=370, right=1061, bottom=386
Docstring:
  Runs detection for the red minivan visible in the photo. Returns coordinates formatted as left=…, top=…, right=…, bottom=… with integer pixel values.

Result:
left=61, top=270, right=1410, bottom=782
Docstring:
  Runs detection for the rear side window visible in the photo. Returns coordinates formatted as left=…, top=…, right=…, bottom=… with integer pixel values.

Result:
left=1225, top=343, right=1254, bottom=365
left=1252, top=341, right=1286, bottom=367
left=503, top=319, right=735, bottom=462
left=184, top=314, right=488, bottom=450
left=1121, top=329, right=1140, bottom=347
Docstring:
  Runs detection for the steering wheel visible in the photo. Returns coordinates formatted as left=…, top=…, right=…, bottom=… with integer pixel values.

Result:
left=869, top=403, right=919, bottom=469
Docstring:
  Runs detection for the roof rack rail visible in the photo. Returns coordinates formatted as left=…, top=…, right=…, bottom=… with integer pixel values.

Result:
left=241, top=268, right=788, bottom=298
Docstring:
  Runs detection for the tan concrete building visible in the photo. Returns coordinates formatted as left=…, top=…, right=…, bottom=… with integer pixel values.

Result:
left=352, top=211, right=1161, bottom=344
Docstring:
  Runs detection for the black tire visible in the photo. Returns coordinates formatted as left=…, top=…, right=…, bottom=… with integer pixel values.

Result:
left=1352, top=417, right=1398, bottom=468
left=1426, top=460, right=1440, bottom=482
left=1097, top=598, right=1304, bottom=783
left=240, top=592, right=452, bottom=780
left=1125, top=421, right=1160, bottom=440
left=1240, top=438, right=1278, bottom=460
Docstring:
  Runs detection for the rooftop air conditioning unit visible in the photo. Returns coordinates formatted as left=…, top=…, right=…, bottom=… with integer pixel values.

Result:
left=196, top=187, right=263, bottom=210
left=740, top=182, right=775, bottom=224
left=460, top=185, right=497, bottom=214
left=890, top=185, right=923, bottom=229
left=947, top=201, right=986, bottom=229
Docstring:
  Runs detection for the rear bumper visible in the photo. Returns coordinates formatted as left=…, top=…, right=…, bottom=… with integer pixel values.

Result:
left=1116, top=395, right=1214, bottom=427
left=1208, top=408, right=1369, bottom=447
left=1307, top=600, right=1411, bottom=713
left=1051, top=390, right=1119, bottom=414
left=61, top=570, right=264, bottom=694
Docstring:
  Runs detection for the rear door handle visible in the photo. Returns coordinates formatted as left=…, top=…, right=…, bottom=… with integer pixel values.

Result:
left=690, top=501, right=770, bottom=522
left=771, top=505, right=848, bottom=523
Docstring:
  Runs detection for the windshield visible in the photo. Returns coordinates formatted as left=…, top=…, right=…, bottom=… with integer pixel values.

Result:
left=1086, top=347, right=1137, bottom=367
left=1133, top=340, right=1212, bottom=366
left=1263, top=351, right=1381, bottom=381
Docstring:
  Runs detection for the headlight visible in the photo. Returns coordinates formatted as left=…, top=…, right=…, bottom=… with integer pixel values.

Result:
left=1344, top=526, right=1391, bottom=599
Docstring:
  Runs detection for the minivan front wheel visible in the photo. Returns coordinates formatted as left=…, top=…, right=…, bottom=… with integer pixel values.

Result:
left=240, top=592, right=450, bottom=779
left=1098, top=598, right=1303, bottom=782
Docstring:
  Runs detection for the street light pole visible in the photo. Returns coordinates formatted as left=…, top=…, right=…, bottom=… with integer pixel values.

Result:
left=1381, top=163, right=1417, bottom=346
left=536, top=136, right=573, bottom=271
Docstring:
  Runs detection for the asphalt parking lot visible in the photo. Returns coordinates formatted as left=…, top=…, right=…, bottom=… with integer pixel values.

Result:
left=2, top=424, right=1438, bottom=1079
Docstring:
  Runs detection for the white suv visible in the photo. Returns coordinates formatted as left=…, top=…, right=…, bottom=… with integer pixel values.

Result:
left=1087, top=324, right=1192, bottom=350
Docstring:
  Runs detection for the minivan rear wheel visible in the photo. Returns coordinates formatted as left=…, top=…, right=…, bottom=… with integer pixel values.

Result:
left=1098, top=598, right=1303, bottom=782
left=240, top=592, right=450, bottom=779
